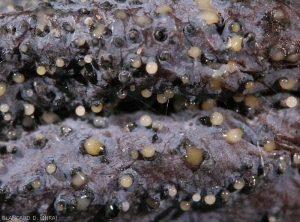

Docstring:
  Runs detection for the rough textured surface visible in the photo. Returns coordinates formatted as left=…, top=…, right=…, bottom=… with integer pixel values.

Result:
left=0, top=0, right=300, bottom=222
left=1, top=108, right=300, bottom=222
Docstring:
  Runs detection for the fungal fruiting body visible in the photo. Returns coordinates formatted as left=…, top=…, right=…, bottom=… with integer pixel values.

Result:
left=0, top=0, right=300, bottom=221
left=83, top=138, right=105, bottom=156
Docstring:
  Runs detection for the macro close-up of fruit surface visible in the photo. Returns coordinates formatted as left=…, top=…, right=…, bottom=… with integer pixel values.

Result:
left=0, top=0, right=300, bottom=221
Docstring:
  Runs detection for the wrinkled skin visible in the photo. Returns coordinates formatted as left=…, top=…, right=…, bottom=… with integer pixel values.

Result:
left=0, top=0, right=300, bottom=222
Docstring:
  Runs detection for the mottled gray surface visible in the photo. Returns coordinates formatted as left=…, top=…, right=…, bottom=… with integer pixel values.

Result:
left=0, top=108, right=300, bottom=221
left=0, top=0, right=300, bottom=221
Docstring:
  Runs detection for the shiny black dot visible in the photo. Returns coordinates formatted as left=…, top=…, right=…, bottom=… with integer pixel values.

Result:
left=184, top=24, right=196, bottom=36
left=198, top=116, right=212, bottom=127
left=36, top=25, right=50, bottom=37
left=0, top=146, right=6, bottom=154
left=113, top=37, right=125, bottom=47
left=62, top=22, right=75, bottom=33
left=7, top=25, right=16, bottom=35
left=118, top=70, right=131, bottom=83
left=152, top=134, right=158, bottom=143
left=127, top=29, right=140, bottom=43
left=103, top=27, right=112, bottom=38
left=154, top=28, right=168, bottom=42
left=92, top=38, right=100, bottom=46
left=78, top=8, right=90, bottom=15
left=19, top=20, right=29, bottom=32
left=159, top=51, right=171, bottom=61
left=244, top=32, right=256, bottom=42
left=100, top=1, right=113, bottom=9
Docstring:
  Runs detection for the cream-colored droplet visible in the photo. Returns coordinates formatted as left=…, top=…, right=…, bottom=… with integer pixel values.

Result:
left=36, top=65, right=47, bottom=75
left=52, top=29, right=62, bottom=38
left=192, top=193, right=201, bottom=202
left=74, top=37, right=86, bottom=47
left=293, top=153, right=300, bottom=165
left=155, top=4, right=174, bottom=15
left=273, top=8, right=285, bottom=20
left=187, top=46, right=202, bottom=58
left=0, top=81, right=7, bottom=96
left=268, top=216, right=277, bottom=222
left=245, top=81, right=255, bottom=90
left=141, top=146, right=155, bottom=158
left=221, top=190, right=230, bottom=200
left=146, top=62, right=158, bottom=75
left=124, top=122, right=136, bottom=132
left=72, top=171, right=88, bottom=188
left=233, top=177, right=245, bottom=190
left=285, top=96, right=297, bottom=108
left=152, top=120, right=163, bottom=131
left=204, top=194, right=216, bottom=205
left=130, top=149, right=139, bottom=160
left=56, top=201, right=65, bottom=212
left=244, top=95, right=259, bottom=108
left=140, top=115, right=152, bottom=127
left=75, top=105, right=86, bottom=116
left=194, top=0, right=213, bottom=8
left=180, top=201, right=191, bottom=211
left=279, top=78, right=297, bottom=90
left=164, top=89, right=174, bottom=99
left=201, top=99, right=216, bottom=110
left=286, top=53, right=300, bottom=62
left=133, top=15, right=153, bottom=27
left=264, top=140, right=277, bottom=152
left=0, top=104, right=9, bottom=113
left=181, top=75, right=190, bottom=84
left=185, top=145, right=204, bottom=167
left=31, top=179, right=41, bottom=189
left=20, top=44, right=29, bottom=53
left=83, top=138, right=105, bottom=156
left=270, top=48, right=285, bottom=61
left=115, top=10, right=127, bottom=20
left=131, top=57, right=142, bottom=68
left=36, top=133, right=43, bottom=140
left=46, top=163, right=57, bottom=174
left=168, top=185, right=177, bottom=197
left=12, top=73, right=25, bottom=83
left=200, top=11, right=220, bottom=25
left=42, top=112, right=60, bottom=124
left=210, top=112, right=224, bottom=125
left=26, top=89, right=34, bottom=97
left=55, top=58, right=65, bottom=67
left=120, top=174, right=133, bottom=188
left=185, top=100, right=196, bottom=110
left=91, top=103, right=103, bottom=113
left=24, top=103, right=35, bottom=115
left=233, top=93, right=244, bottom=103
left=84, top=17, right=94, bottom=26
left=157, top=94, right=168, bottom=104
left=227, top=60, right=238, bottom=73
left=84, top=55, right=92, bottom=63
left=122, top=200, right=130, bottom=212
left=4, top=113, right=11, bottom=121
left=230, top=22, right=241, bottom=32
left=224, top=128, right=243, bottom=144
left=78, top=59, right=86, bottom=66
left=141, top=89, right=152, bottom=98
left=6, top=144, right=15, bottom=153
left=91, top=25, right=106, bottom=38
left=209, top=77, right=222, bottom=90
left=76, top=195, right=91, bottom=211
left=227, top=35, right=243, bottom=52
